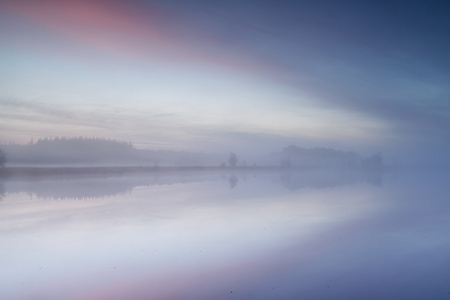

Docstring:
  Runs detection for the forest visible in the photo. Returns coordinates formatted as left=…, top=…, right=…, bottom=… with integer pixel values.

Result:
left=1, top=137, right=222, bottom=167
left=1, top=137, right=383, bottom=169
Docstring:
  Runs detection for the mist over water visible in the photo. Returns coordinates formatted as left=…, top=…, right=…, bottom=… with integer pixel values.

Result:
left=1, top=169, right=449, bottom=299
left=2, top=1, right=450, bottom=299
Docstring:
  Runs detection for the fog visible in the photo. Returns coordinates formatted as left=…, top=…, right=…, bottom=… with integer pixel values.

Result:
left=1, top=169, right=450, bottom=299
left=1, top=168, right=383, bottom=200
left=2, top=1, right=450, bottom=167
left=2, top=0, right=450, bottom=298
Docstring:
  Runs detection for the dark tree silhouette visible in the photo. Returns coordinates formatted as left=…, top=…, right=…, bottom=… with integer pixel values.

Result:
left=0, top=183, right=5, bottom=201
left=228, top=152, right=238, bottom=168
left=280, top=145, right=363, bottom=168
left=2, top=137, right=223, bottom=166
left=0, top=147, right=6, bottom=167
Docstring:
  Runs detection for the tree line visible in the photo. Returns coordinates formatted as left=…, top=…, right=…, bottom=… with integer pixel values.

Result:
left=277, top=145, right=383, bottom=169
left=0, top=138, right=383, bottom=169
left=1, top=137, right=222, bottom=166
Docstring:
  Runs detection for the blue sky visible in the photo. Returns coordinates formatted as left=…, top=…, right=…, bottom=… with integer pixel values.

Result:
left=1, top=0, right=449, bottom=163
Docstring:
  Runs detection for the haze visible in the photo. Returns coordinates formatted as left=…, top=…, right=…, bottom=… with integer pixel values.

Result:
left=1, top=0, right=449, bottom=165
left=2, top=2, right=450, bottom=297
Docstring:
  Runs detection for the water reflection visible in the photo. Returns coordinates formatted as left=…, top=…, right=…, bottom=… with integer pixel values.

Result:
left=1, top=170, right=449, bottom=300
left=0, top=169, right=382, bottom=200
left=228, top=174, right=238, bottom=189
left=280, top=169, right=383, bottom=189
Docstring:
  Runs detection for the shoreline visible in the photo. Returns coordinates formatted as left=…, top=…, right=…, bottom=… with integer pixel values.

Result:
left=0, top=165, right=288, bottom=179
left=0, top=165, right=388, bottom=179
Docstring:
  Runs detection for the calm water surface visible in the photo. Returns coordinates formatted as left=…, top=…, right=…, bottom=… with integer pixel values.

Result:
left=1, top=170, right=449, bottom=299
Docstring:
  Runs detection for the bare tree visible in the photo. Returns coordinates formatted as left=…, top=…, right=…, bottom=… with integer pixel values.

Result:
left=0, top=148, right=6, bottom=167
left=228, top=152, right=238, bottom=168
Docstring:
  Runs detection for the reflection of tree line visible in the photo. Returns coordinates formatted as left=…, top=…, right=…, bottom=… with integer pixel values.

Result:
left=5, top=179, right=133, bottom=200
left=0, top=169, right=383, bottom=200
left=279, top=169, right=382, bottom=190
left=0, top=172, right=220, bottom=200
left=224, top=169, right=382, bottom=190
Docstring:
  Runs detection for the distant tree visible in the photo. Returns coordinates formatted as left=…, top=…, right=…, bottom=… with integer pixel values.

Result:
left=228, top=152, right=238, bottom=168
left=0, top=183, right=5, bottom=200
left=0, top=147, right=6, bottom=167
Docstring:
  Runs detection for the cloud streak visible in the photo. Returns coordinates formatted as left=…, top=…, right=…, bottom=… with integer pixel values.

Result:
left=1, top=0, right=269, bottom=75
left=1, top=0, right=449, bottom=160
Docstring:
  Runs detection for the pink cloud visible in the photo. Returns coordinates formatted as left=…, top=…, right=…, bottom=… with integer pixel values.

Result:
left=2, top=0, right=175, bottom=57
left=1, top=0, right=296, bottom=81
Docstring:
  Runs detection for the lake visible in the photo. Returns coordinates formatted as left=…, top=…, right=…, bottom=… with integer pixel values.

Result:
left=1, top=169, right=449, bottom=299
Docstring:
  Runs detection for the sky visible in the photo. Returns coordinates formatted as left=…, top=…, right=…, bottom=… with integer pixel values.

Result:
left=1, top=0, right=449, bottom=163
